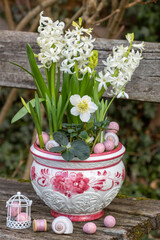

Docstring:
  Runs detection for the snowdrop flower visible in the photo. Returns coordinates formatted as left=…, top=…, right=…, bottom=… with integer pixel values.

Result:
left=95, top=71, right=110, bottom=92
left=70, top=95, right=98, bottom=122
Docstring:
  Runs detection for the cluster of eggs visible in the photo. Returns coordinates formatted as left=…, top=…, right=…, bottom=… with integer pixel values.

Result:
left=9, top=202, right=29, bottom=222
left=93, top=121, right=119, bottom=154
left=83, top=215, right=116, bottom=234
left=36, top=121, right=120, bottom=154
left=50, top=215, right=116, bottom=235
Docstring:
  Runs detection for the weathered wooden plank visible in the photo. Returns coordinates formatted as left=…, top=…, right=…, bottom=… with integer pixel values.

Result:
left=0, top=178, right=160, bottom=240
left=0, top=31, right=160, bottom=102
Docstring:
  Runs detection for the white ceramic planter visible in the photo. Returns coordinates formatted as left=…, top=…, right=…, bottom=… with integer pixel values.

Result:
left=30, top=142, right=125, bottom=221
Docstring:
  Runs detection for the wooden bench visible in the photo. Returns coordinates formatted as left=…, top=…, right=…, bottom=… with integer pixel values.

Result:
left=0, top=30, right=160, bottom=239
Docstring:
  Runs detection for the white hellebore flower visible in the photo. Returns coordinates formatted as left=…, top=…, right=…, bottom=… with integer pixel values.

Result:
left=70, top=95, right=98, bottom=122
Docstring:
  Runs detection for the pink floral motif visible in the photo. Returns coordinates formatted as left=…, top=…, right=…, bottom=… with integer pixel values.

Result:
left=30, top=166, right=36, bottom=181
left=122, top=168, right=125, bottom=181
left=50, top=171, right=90, bottom=198
left=37, top=168, right=50, bottom=187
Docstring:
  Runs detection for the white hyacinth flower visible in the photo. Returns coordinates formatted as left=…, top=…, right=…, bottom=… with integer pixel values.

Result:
left=95, top=71, right=110, bottom=92
left=70, top=95, right=98, bottom=122
left=117, top=91, right=129, bottom=99
left=37, top=11, right=65, bottom=67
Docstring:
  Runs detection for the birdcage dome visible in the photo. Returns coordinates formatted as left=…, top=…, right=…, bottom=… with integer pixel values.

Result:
left=6, top=192, right=32, bottom=229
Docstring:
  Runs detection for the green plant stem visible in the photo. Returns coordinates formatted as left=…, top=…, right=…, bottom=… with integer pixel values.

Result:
left=50, top=62, right=56, bottom=103
left=91, top=128, right=102, bottom=153
left=38, top=133, right=45, bottom=148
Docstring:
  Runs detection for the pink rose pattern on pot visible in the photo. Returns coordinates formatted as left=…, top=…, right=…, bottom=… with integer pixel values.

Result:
left=37, top=168, right=50, bottom=187
left=50, top=171, right=90, bottom=197
left=31, top=166, right=125, bottom=198
left=30, top=166, right=36, bottom=181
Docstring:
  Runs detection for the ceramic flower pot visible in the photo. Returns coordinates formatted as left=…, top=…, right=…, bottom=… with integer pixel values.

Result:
left=30, top=142, right=125, bottom=222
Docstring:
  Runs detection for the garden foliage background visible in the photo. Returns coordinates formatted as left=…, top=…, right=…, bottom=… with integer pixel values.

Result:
left=0, top=0, right=160, bottom=199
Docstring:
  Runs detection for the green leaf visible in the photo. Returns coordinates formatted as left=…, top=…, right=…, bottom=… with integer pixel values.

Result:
left=29, top=103, right=41, bottom=134
left=57, top=94, right=62, bottom=122
left=50, top=146, right=66, bottom=153
left=53, top=132, right=68, bottom=146
left=79, top=130, right=88, bottom=139
left=46, top=93, right=53, bottom=136
left=9, top=61, right=34, bottom=77
left=62, top=149, right=74, bottom=162
left=56, top=67, right=61, bottom=103
left=51, top=96, right=57, bottom=131
left=70, top=73, right=79, bottom=95
left=11, top=98, right=44, bottom=124
left=67, top=129, right=76, bottom=133
left=27, top=44, right=50, bottom=99
left=71, top=140, right=90, bottom=160
left=35, top=92, right=41, bottom=127
left=86, top=122, right=94, bottom=130
left=21, top=97, right=30, bottom=114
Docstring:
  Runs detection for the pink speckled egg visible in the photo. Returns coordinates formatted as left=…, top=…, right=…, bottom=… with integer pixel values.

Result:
left=83, top=222, right=96, bottom=234
left=106, top=122, right=119, bottom=134
left=104, top=140, right=115, bottom=151
left=36, top=132, right=50, bottom=145
left=94, top=143, right=105, bottom=154
left=9, top=202, right=21, bottom=218
left=16, top=212, right=30, bottom=222
left=104, top=216, right=116, bottom=228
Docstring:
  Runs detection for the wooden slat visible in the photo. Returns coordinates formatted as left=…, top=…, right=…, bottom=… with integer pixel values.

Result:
left=0, top=30, right=160, bottom=102
left=1, top=178, right=160, bottom=240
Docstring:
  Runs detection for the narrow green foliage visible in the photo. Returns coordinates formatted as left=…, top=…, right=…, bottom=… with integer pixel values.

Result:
left=27, top=44, right=50, bottom=100
left=45, top=94, right=53, bottom=139
left=9, top=61, right=34, bottom=77
left=29, top=103, right=44, bottom=148
left=35, top=92, right=41, bottom=127
left=11, top=98, right=44, bottom=124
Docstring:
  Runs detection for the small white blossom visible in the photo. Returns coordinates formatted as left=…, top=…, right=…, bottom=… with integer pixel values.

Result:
left=37, top=11, right=65, bottom=67
left=117, top=91, right=129, bottom=99
left=132, top=42, right=145, bottom=51
left=95, top=71, right=110, bottom=92
left=70, top=95, right=98, bottom=122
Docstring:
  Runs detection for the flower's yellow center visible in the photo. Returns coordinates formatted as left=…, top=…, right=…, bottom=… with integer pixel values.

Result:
left=103, top=78, right=106, bottom=82
left=77, top=100, right=88, bottom=113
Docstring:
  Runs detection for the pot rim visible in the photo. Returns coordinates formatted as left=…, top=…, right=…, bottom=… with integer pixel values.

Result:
left=30, top=142, right=125, bottom=163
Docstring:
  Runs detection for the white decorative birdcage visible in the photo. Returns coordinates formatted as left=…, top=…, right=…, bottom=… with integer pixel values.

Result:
left=6, top=192, right=32, bottom=229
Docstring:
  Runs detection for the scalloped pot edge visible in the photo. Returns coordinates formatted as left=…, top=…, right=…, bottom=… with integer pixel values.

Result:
left=30, top=142, right=125, bottom=163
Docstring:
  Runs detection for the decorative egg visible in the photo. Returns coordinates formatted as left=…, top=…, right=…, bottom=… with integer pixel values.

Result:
left=36, top=132, right=50, bottom=145
left=104, top=215, right=116, bottom=228
left=8, top=202, right=21, bottom=218
left=106, top=121, right=119, bottom=134
left=83, top=222, right=96, bottom=234
left=45, top=140, right=59, bottom=151
left=16, top=212, right=30, bottom=222
left=52, top=216, right=73, bottom=234
left=104, top=140, right=115, bottom=151
left=94, top=143, right=105, bottom=154
left=104, top=132, right=119, bottom=146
